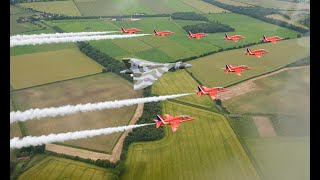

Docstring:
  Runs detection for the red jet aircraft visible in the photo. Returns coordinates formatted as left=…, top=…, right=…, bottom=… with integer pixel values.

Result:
left=121, top=26, right=142, bottom=34
left=154, top=29, right=174, bottom=37
left=224, top=33, right=245, bottom=42
left=223, top=64, right=250, bottom=76
left=245, top=47, right=269, bottom=58
left=188, top=31, right=207, bottom=39
left=262, top=35, right=283, bottom=43
left=196, top=86, right=228, bottom=100
left=154, top=114, right=195, bottom=133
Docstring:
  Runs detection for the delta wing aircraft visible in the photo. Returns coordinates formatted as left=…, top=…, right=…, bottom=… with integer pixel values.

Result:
left=223, top=64, right=250, bottom=76
left=196, top=86, right=228, bottom=100
left=245, top=47, right=269, bottom=58
left=121, top=26, right=142, bottom=34
left=154, top=114, right=195, bottom=133
left=262, top=35, right=283, bottom=43
left=120, top=58, right=192, bottom=90
left=188, top=31, right=207, bottom=39
left=224, top=33, right=245, bottom=42
left=154, top=29, right=174, bottom=37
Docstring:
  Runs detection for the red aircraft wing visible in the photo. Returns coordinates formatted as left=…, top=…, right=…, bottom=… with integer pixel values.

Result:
left=170, top=121, right=181, bottom=133
left=235, top=69, right=242, bottom=76
left=232, top=38, right=238, bottom=42
left=208, top=92, right=217, bottom=100
left=255, top=53, right=262, bottom=58
left=164, top=114, right=173, bottom=119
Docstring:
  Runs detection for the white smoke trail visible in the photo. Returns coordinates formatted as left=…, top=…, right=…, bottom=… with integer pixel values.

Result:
left=10, top=93, right=193, bottom=123
left=10, top=34, right=150, bottom=47
left=10, top=123, right=154, bottom=149
left=10, top=31, right=119, bottom=41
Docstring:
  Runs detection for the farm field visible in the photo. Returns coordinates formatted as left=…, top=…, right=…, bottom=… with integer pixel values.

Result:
left=244, top=137, right=310, bottom=180
left=10, top=6, right=43, bottom=34
left=10, top=122, right=22, bottom=138
left=203, top=13, right=300, bottom=49
left=266, top=14, right=308, bottom=29
left=188, top=37, right=310, bottom=87
left=122, top=101, right=260, bottom=180
left=227, top=0, right=310, bottom=10
left=180, top=0, right=229, bottom=13
left=152, top=70, right=215, bottom=109
left=224, top=67, right=310, bottom=136
left=73, top=0, right=201, bottom=16
left=47, top=13, right=299, bottom=63
left=10, top=43, right=76, bottom=56
left=11, top=73, right=142, bottom=153
left=216, top=0, right=252, bottom=7
left=10, top=48, right=104, bottom=90
left=18, top=156, right=115, bottom=180
left=19, top=1, right=82, bottom=16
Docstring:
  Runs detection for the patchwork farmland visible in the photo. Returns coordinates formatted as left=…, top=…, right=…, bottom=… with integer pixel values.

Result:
left=122, top=101, right=261, bottom=180
left=11, top=73, right=142, bottom=153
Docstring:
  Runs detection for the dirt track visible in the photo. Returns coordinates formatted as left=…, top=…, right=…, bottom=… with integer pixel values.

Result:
left=45, top=103, right=144, bottom=163
left=217, top=65, right=310, bottom=101
left=252, top=116, right=277, bottom=137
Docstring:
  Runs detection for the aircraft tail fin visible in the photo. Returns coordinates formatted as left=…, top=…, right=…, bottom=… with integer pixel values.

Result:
left=121, top=27, right=126, bottom=32
left=154, top=120, right=162, bottom=128
left=188, top=31, right=193, bottom=36
left=156, top=115, right=166, bottom=124
left=225, top=33, right=229, bottom=38
left=246, top=47, right=252, bottom=54
left=263, top=35, right=268, bottom=41
left=154, top=29, right=158, bottom=35
left=226, top=64, right=232, bottom=71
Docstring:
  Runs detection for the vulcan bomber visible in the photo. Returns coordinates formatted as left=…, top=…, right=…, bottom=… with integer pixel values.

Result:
left=120, top=58, right=192, bottom=90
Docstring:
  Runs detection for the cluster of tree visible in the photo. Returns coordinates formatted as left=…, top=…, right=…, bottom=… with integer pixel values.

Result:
left=202, top=0, right=309, bottom=33
left=17, top=145, right=46, bottom=157
left=11, top=0, right=64, bottom=4
left=171, top=12, right=209, bottom=21
left=299, top=17, right=310, bottom=28
left=182, top=21, right=234, bottom=33
left=120, top=86, right=164, bottom=160
left=76, top=42, right=132, bottom=82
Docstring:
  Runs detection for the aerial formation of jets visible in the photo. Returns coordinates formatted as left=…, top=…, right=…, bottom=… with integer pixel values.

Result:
left=119, top=26, right=284, bottom=132
left=154, top=114, right=195, bottom=133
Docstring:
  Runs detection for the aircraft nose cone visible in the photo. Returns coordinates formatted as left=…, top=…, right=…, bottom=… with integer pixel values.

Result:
left=185, top=64, right=192, bottom=68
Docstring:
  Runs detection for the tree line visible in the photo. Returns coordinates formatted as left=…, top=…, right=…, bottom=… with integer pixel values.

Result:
left=183, top=21, right=234, bottom=33
left=171, top=12, right=209, bottom=21
left=202, top=0, right=309, bottom=33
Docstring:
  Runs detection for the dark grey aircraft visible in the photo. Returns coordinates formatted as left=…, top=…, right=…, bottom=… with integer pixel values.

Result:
left=120, top=58, right=192, bottom=90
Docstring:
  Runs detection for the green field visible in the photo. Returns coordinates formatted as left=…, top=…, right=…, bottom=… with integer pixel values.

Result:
left=244, top=137, right=309, bottom=180
left=152, top=70, right=215, bottom=109
left=10, top=43, right=76, bottom=56
left=10, top=48, right=104, bottom=89
left=73, top=0, right=202, bottom=16
left=11, top=73, right=142, bottom=153
left=180, top=0, right=229, bottom=13
left=266, top=14, right=308, bottom=29
left=122, top=101, right=260, bottom=180
left=216, top=0, right=252, bottom=7
left=188, top=37, right=310, bottom=87
left=225, top=67, right=310, bottom=136
left=227, top=0, right=309, bottom=10
left=18, top=156, right=114, bottom=179
left=10, top=6, right=43, bottom=34
left=203, top=13, right=300, bottom=49
left=46, top=13, right=299, bottom=63
left=20, top=1, right=82, bottom=16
